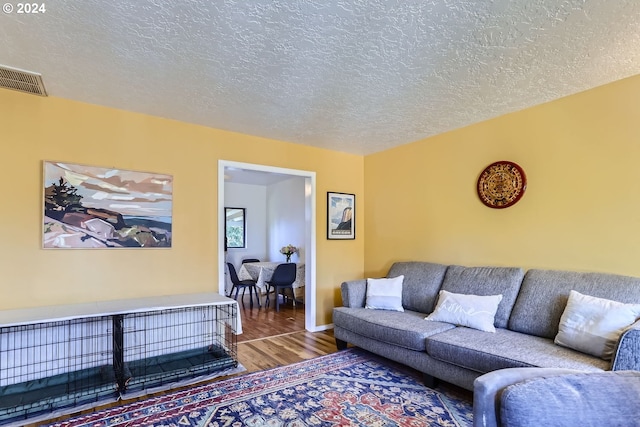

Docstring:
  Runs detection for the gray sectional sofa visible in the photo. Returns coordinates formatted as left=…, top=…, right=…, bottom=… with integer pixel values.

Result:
left=333, top=261, right=640, bottom=391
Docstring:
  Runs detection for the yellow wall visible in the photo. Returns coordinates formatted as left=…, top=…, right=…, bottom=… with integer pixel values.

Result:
left=365, top=74, right=640, bottom=278
left=0, top=90, right=364, bottom=326
left=4, top=73, right=640, bottom=325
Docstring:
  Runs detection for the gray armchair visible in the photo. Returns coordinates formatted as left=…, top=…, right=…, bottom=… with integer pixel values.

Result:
left=473, top=367, right=640, bottom=427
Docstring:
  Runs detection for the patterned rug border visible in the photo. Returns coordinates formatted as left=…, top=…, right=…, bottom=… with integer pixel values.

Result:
left=46, top=348, right=473, bottom=427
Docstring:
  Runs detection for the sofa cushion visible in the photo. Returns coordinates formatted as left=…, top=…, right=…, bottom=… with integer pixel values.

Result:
left=333, top=307, right=455, bottom=351
left=426, top=290, right=503, bottom=332
left=387, top=262, right=448, bottom=314
left=425, top=327, right=609, bottom=374
left=365, top=276, right=405, bottom=311
left=555, top=290, right=640, bottom=360
left=509, top=269, right=640, bottom=339
left=439, top=265, right=524, bottom=329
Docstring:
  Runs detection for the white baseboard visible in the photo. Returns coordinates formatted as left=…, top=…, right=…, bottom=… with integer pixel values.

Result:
left=308, top=323, right=333, bottom=332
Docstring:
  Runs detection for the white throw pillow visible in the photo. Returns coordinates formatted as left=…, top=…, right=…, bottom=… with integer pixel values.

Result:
left=425, top=290, right=503, bottom=332
left=365, top=276, right=404, bottom=312
left=554, top=290, right=640, bottom=360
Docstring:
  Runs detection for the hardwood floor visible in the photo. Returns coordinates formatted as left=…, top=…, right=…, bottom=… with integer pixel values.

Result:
left=232, top=292, right=338, bottom=370
left=238, top=329, right=337, bottom=372
left=235, top=292, right=307, bottom=343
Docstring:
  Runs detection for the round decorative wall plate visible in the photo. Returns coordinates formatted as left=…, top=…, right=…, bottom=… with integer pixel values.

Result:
left=477, top=161, right=527, bottom=209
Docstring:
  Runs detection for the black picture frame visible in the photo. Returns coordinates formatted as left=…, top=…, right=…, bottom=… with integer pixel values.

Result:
left=327, top=192, right=355, bottom=240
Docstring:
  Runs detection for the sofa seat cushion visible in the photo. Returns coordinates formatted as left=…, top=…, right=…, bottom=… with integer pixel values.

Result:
left=333, top=307, right=455, bottom=351
left=425, top=327, right=609, bottom=374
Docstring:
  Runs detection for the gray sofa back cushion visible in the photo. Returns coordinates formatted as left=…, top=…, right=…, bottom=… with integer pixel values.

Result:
left=509, top=269, right=640, bottom=339
left=387, top=262, right=448, bottom=313
left=440, top=265, right=525, bottom=329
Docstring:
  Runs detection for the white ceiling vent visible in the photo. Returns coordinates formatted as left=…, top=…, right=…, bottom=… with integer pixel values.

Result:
left=0, top=65, right=47, bottom=96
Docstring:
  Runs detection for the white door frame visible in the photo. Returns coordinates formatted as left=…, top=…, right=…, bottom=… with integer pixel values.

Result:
left=218, top=160, right=317, bottom=332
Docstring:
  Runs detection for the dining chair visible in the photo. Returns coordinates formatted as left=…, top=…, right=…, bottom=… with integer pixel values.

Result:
left=265, top=263, right=297, bottom=312
left=226, top=262, right=261, bottom=308
left=242, top=258, right=260, bottom=264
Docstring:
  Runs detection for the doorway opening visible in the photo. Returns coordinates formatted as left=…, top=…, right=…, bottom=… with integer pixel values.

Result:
left=218, top=160, right=317, bottom=333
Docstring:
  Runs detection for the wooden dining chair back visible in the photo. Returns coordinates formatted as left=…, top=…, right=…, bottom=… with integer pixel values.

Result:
left=226, top=262, right=261, bottom=309
left=265, top=263, right=297, bottom=312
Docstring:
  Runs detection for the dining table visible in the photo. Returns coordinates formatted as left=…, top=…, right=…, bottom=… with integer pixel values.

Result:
left=237, top=261, right=305, bottom=301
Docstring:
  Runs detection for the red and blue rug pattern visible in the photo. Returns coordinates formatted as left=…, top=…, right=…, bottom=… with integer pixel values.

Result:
left=47, top=348, right=473, bottom=426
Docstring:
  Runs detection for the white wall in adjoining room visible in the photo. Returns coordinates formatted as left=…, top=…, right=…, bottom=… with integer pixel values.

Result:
left=267, top=177, right=306, bottom=263
left=223, top=182, right=268, bottom=270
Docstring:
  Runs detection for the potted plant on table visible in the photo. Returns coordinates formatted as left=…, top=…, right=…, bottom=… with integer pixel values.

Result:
left=280, top=244, right=298, bottom=262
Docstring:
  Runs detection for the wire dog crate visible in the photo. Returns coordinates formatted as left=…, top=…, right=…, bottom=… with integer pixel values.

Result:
left=118, top=304, right=237, bottom=394
left=0, top=294, right=239, bottom=425
left=0, top=315, right=117, bottom=423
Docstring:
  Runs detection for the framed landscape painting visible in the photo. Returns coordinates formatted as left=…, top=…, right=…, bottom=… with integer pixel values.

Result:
left=43, top=161, right=173, bottom=249
left=327, top=192, right=355, bottom=240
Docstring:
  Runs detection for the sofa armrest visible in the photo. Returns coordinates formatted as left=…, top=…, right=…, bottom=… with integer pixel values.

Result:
left=499, top=371, right=640, bottom=427
left=340, top=279, right=367, bottom=308
left=473, top=368, right=583, bottom=427
left=611, top=319, right=640, bottom=371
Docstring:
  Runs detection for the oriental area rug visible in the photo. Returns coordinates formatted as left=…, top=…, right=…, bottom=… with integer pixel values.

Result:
left=46, top=348, right=473, bottom=427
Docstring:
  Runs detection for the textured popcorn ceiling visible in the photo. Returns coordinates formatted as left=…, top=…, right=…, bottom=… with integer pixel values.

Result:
left=1, top=1, right=640, bottom=155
